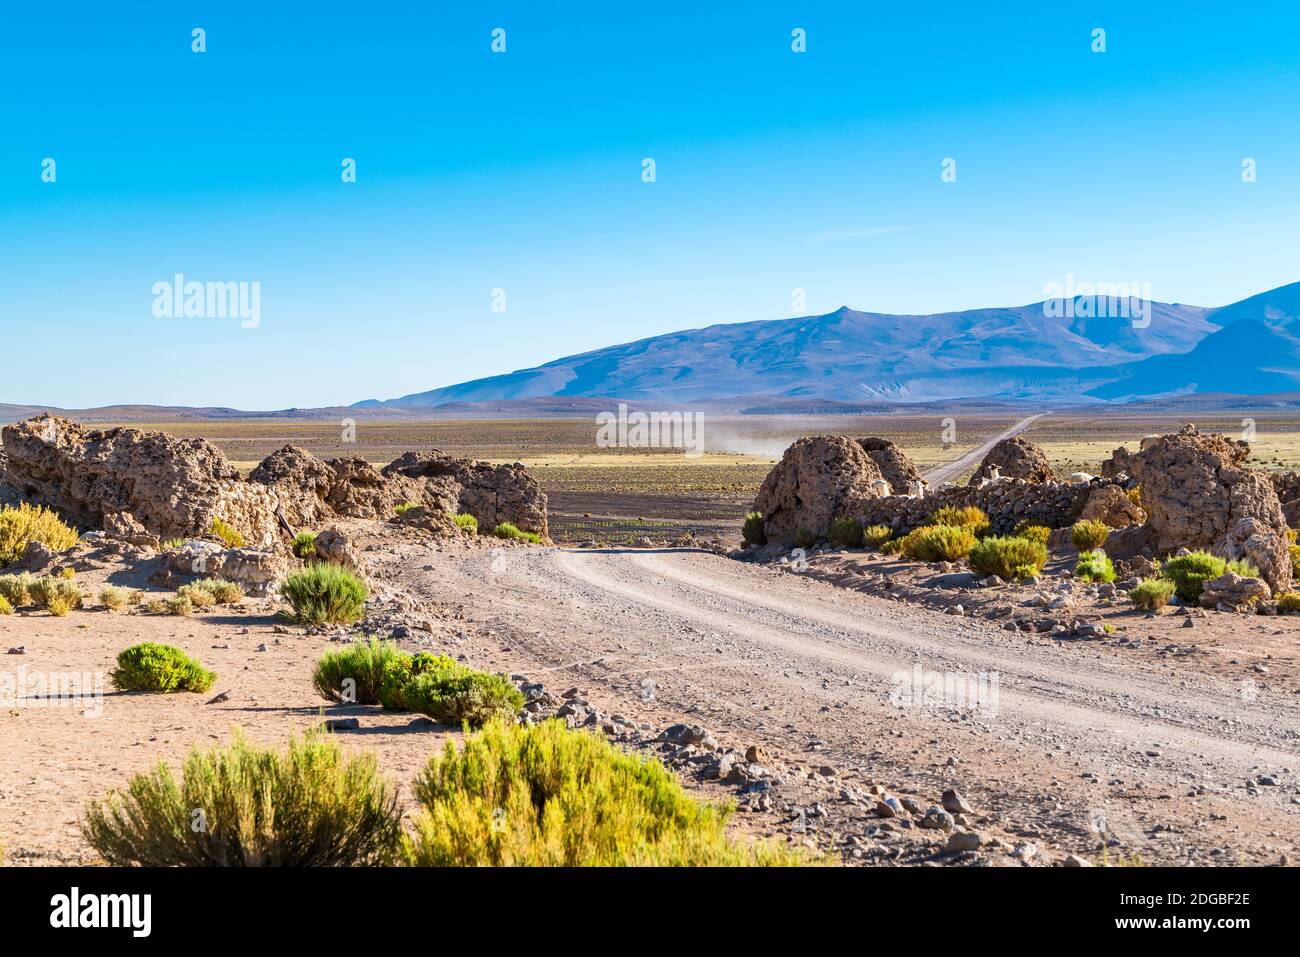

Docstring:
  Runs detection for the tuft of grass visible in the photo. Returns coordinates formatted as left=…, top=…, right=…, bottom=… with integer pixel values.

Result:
left=400, top=667, right=524, bottom=727
left=81, top=731, right=401, bottom=866
left=182, top=578, right=243, bottom=607
left=312, top=639, right=410, bottom=705
left=492, top=522, right=542, bottom=544
left=29, top=576, right=84, bottom=616
left=1289, top=543, right=1300, bottom=578
left=111, top=642, right=215, bottom=693
left=825, top=517, right=863, bottom=548
left=177, top=583, right=216, bottom=610
left=0, top=502, right=79, bottom=566
left=896, top=524, right=977, bottom=562
left=1012, top=521, right=1051, bottom=546
left=1071, top=519, right=1110, bottom=551
left=969, top=535, right=1047, bottom=581
left=209, top=517, right=244, bottom=549
left=163, top=594, right=193, bottom=616
left=1159, top=551, right=1258, bottom=604
left=793, top=526, right=817, bottom=549
left=1075, top=549, right=1116, bottom=583
left=741, top=511, right=766, bottom=547
left=0, top=573, right=35, bottom=608
left=862, top=524, right=892, bottom=549
left=281, top=564, right=368, bottom=625
left=0, top=595, right=11, bottom=615
left=1129, top=577, right=1175, bottom=612
left=1126, top=486, right=1143, bottom=509
left=1276, top=592, right=1300, bottom=614
left=161, top=537, right=186, bottom=550
left=402, top=719, right=812, bottom=867
left=291, top=532, right=318, bottom=561
left=394, top=502, right=418, bottom=516
left=453, top=512, right=478, bottom=534
left=928, top=505, right=990, bottom=536
left=98, top=585, right=141, bottom=612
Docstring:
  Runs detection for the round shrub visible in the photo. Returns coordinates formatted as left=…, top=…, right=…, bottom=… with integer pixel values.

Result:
left=928, top=505, right=990, bottom=536
left=111, top=642, right=216, bottom=693
left=453, top=513, right=478, bottom=534
left=0, top=595, right=11, bottom=616
left=281, top=564, right=368, bottom=625
left=1276, top=593, right=1300, bottom=614
left=1160, top=551, right=1228, bottom=603
left=312, top=638, right=408, bottom=704
left=826, top=517, right=863, bottom=549
left=898, top=524, right=977, bottom=562
left=30, top=576, right=84, bottom=616
left=401, top=667, right=524, bottom=727
left=969, top=535, right=1048, bottom=581
left=862, top=524, right=892, bottom=549
left=1074, top=549, right=1116, bottom=583
left=291, top=532, right=318, bottom=561
left=0, top=503, right=78, bottom=567
left=1129, top=577, right=1175, bottom=612
left=377, top=652, right=458, bottom=711
left=741, top=511, right=766, bottom=547
left=1012, top=521, right=1051, bottom=546
left=1071, top=519, right=1110, bottom=551
left=0, top=574, right=34, bottom=608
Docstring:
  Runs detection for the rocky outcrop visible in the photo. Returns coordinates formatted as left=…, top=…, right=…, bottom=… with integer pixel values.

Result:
left=382, top=452, right=548, bottom=536
left=1130, top=425, right=1291, bottom=593
left=968, top=437, right=1054, bottom=486
left=246, top=446, right=337, bottom=527
left=753, top=436, right=883, bottom=545
left=857, top=438, right=922, bottom=495
left=1198, top=571, right=1271, bottom=611
left=1100, top=446, right=1138, bottom=482
left=158, top=540, right=289, bottom=596
left=311, top=526, right=369, bottom=578
left=1078, top=484, right=1145, bottom=529
left=0, top=416, right=281, bottom=547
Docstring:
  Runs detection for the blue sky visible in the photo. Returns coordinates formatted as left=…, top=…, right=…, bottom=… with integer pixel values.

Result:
left=3, top=1, right=1300, bottom=408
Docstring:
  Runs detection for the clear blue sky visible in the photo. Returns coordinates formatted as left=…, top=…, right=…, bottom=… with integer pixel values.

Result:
left=3, top=1, right=1299, bottom=408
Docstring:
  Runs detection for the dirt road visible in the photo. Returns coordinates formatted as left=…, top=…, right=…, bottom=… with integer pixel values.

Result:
left=405, top=543, right=1300, bottom=864
left=923, top=413, right=1048, bottom=485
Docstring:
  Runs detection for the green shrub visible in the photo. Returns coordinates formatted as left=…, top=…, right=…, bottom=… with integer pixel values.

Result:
left=209, top=517, right=244, bottom=549
left=177, top=583, right=216, bottom=610
left=401, top=667, right=524, bottom=727
left=163, top=594, right=193, bottom=616
left=1276, top=593, right=1300, bottom=614
left=0, top=573, right=34, bottom=608
left=0, top=502, right=79, bottom=566
left=454, top=513, right=478, bottom=534
left=312, top=639, right=410, bottom=705
left=29, top=576, right=83, bottom=615
left=161, top=537, right=186, bottom=550
left=111, top=642, right=215, bottom=693
left=183, top=578, right=243, bottom=605
left=492, top=522, right=542, bottom=544
left=897, top=524, right=977, bottom=562
left=82, top=732, right=401, bottom=866
left=1075, top=549, right=1116, bottom=583
left=969, top=536, right=1047, bottom=581
left=1129, top=577, right=1175, bottom=612
left=826, top=517, right=863, bottom=548
left=402, top=720, right=810, bottom=867
left=394, top=502, right=418, bottom=516
left=1126, top=486, right=1143, bottom=509
left=1012, top=521, right=1051, bottom=546
left=1160, top=551, right=1228, bottom=603
left=794, top=527, right=817, bottom=549
left=862, top=524, right=892, bottom=549
left=741, top=511, right=766, bottom=547
left=1071, top=519, right=1110, bottom=551
left=377, top=652, right=458, bottom=711
left=281, top=564, right=368, bottom=625
left=291, top=532, right=318, bottom=561
left=928, top=506, right=990, bottom=536
left=98, top=585, right=140, bottom=612
left=0, top=595, right=11, bottom=616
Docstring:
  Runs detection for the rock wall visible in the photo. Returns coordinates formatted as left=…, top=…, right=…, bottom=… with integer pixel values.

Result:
left=857, top=478, right=1091, bottom=536
left=857, top=438, right=922, bottom=494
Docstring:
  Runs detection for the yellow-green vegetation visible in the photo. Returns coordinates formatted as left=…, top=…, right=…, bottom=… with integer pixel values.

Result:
left=97, top=585, right=141, bottom=611
left=178, top=582, right=216, bottom=610
left=826, top=517, right=863, bottom=548
left=60, top=567, right=76, bottom=580
left=928, top=505, right=990, bottom=536
left=1128, top=577, right=1175, bottom=612
left=1074, top=549, right=1116, bottom=583
left=1012, top=521, right=1051, bottom=546
left=209, top=517, right=244, bottom=549
left=162, top=594, right=193, bottom=616
left=492, top=522, right=542, bottom=544
left=1290, top=543, right=1300, bottom=578
left=312, top=638, right=412, bottom=704
left=394, top=502, right=418, bottom=516
left=0, top=595, right=11, bottom=615
left=110, top=642, right=216, bottom=693
left=0, top=502, right=79, bottom=566
left=862, top=524, right=892, bottom=549
left=291, top=531, right=318, bottom=560
left=1160, top=551, right=1259, bottom=604
left=177, top=578, right=244, bottom=611
left=968, top=536, right=1048, bottom=581
left=1071, top=519, right=1110, bottom=551
left=0, top=573, right=34, bottom=608
left=742, top=511, right=766, bottom=547
left=402, top=719, right=812, bottom=867
left=281, top=564, right=368, bottom=625
left=453, top=512, right=478, bottom=534
left=895, top=524, right=977, bottom=562
left=1276, top=593, right=1300, bottom=614
left=29, top=576, right=84, bottom=616
left=82, top=732, right=400, bottom=866
left=1126, top=486, right=1143, bottom=509
left=401, top=667, right=524, bottom=727
left=161, top=537, right=186, bottom=550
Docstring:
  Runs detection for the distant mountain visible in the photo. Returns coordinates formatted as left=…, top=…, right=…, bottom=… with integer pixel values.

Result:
left=358, top=286, right=1277, bottom=407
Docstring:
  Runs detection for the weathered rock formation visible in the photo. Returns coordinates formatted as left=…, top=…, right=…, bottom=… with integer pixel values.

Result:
left=1078, top=484, right=1145, bottom=529
left=753, top=436, right=883, bottom=545
left=1198, top=571, right=1271, bottom=611
left=857, top=438, right=923, bottom=495
left=968, top=437, right=1054, bottom=486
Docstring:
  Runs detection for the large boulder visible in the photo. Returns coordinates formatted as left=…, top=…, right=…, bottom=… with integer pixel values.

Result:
left=968, top=437, right=1054, bottom=486
left=1198, top=571, right=1271, bottom=611
left=1130, top=425, right=1291, bottom=592
left=246, top=445, right=336, bottom=527
left=0, top=415, right=280, bottom=547
left=857, top=438, right=923, bottom=495
left=1079, top=484, right=1145, bottom=529
left=753, top=436, right=883, bottom=546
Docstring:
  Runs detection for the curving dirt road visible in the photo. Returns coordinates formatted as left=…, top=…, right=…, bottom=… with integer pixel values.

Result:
left=394, top=542, right=1300, bottom=864
left=923, top=413, right=1048, bottom=485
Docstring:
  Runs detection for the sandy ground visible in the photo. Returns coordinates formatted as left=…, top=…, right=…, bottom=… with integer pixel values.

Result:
left=3, top=527, right=1299, bottom=866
